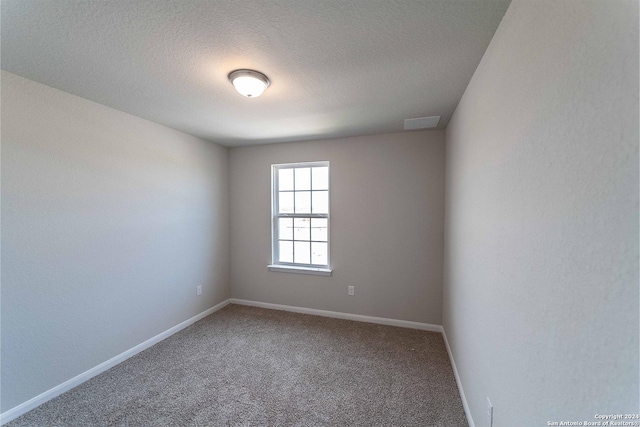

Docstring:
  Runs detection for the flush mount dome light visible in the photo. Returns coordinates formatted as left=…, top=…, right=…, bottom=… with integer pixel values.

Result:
left=228, top=69, right=270, bottom=98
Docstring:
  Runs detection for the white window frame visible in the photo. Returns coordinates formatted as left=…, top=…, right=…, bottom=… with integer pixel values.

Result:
left=267, top=161, right=332, bottom=276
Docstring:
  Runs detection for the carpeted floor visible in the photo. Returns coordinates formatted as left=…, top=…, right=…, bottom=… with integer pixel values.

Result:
left=7, top=304, right=468, bottom=426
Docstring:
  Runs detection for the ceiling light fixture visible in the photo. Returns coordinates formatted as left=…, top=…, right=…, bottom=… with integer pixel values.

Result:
left=228, top=69, right=270, bottom=98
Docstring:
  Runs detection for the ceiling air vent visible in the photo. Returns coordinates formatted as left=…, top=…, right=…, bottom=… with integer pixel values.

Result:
left=404, top=116, right=441, bottom=131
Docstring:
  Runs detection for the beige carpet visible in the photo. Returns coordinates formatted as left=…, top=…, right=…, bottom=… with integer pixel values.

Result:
left=7, top=304, right=468, bottom=426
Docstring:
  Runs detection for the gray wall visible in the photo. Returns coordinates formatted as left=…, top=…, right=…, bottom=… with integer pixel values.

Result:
left=1, top=71, right=230, bottom=411
left=230, top=131, right=445, bottom=324
left=443, top=1, right=639, bottom=425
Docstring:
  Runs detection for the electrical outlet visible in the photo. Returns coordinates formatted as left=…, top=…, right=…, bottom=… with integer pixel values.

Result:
left=196, top=285, right=202, bottom=296
left=348, top=286, right=354, bottom=296
left=487, top=397, right=493, bottom=427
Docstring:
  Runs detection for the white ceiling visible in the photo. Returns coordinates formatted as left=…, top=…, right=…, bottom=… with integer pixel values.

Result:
left=1, top=0, right=510, bottom=147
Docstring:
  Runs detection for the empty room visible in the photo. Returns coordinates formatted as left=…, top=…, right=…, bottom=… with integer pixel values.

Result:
left=1, top=0, right=638, bottom=426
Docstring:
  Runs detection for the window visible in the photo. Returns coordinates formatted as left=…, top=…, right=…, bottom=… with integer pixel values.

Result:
left=268, top=162, right=331, bottom=276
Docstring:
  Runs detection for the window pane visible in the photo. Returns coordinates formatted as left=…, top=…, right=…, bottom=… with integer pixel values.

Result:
left=295, top=168, right=311, bottom=190
left=294, top=241, right=310, bottom=264
left=273, top=163, right=330, bottom=268
left=295, top=191, right=311, bottom=213
left=311, top=218, right=328, bottom=241
left=312, top=167, right=329, bottom=190
left=279, top=241, right=293, bottom=263
left=312, top=191, right=328, bottom=214
left=278, top=218, right=293, bottom=240
left=278, top=168, right=294, bottom=191
left=311, top=242, right=328, bottom=265
left=293, top=218, right=310, bottom=241
left=279, top=192, right=294, bottom=213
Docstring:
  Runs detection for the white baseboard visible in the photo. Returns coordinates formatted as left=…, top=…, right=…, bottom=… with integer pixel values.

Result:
left=442, top=327, right=475, bottom=427
left=229, top=298, right=443, bottom=332
left=0, top=299, right=231, bottom=425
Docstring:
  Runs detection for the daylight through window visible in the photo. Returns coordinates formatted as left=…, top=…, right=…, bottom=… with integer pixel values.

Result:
left=272, top=162, right=330, bottom=269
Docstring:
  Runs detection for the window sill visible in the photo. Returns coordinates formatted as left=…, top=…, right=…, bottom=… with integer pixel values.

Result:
left=267, top=265, right=332, bottom=276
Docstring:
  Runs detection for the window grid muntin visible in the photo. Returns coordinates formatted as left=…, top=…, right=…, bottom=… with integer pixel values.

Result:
left=272, top=162, right=329, bottom=268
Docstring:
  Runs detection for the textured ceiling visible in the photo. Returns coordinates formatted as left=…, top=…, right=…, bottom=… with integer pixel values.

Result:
left=1, top=0, right=510, bottom=147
